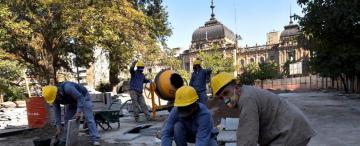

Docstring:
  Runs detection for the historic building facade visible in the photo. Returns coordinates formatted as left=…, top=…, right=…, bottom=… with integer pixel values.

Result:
left=180, top=0, right=238, bottom=73
left=180, top=1, right=310, bottom=76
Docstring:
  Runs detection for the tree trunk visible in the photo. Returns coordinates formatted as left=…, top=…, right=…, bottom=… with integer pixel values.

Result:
left=340, top=74, right=348, bottom=93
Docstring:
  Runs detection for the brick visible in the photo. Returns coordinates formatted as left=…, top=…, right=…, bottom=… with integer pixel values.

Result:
left=225, top=118, right=239, bottom=131
left=217, top=131, right=237, bottom=142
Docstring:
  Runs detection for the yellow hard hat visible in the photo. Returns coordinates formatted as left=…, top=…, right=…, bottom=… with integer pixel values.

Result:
left=193, top=60, right=201, bottom=65
left=211, top=72, right=236, bottom=95
left=42, top=86, right=58, bottom=104
left=136, top=61, right=145, bottom=67
left=174, top=86, right=199, bottom=107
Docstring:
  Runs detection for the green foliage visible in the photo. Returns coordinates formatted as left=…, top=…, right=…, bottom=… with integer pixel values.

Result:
left=297, top=0, right=360, bottom=92
left=198, top=48, right=235, bottom=74
left=238, top=63, right=259, bottom=85
left=0, top=0, right=172, bottom=88
left=0, top=49, right=25, bottom=101
left=0, top=1, right=95, bottom=84
left=239, top=61, right=280, bottom=85
left=131, top=0, right=172, bottom=44
left=161, top=47, right=190, bottom=82
left=282, top=60, right=291, bottom=77
left=95, top=82, right=112, bottom=93
left=257, top=61, right=279, bottom=80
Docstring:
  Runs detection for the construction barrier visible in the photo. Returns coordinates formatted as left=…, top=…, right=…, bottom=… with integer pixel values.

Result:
left=255, top=75, right=359, bottom=93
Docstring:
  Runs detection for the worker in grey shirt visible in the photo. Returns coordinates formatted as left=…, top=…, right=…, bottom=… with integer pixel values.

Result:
left=211, top=72, right=316, bottom=146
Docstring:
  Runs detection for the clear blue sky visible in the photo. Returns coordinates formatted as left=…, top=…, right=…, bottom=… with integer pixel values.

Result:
left=163, top=0, right=303, bottom=50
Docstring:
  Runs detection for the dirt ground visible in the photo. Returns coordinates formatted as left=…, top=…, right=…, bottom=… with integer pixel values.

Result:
left=1, top=91, right=360, bottom=146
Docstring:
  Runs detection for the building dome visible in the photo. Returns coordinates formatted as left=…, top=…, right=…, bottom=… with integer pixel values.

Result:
left=192, top=19, right=236, bottom=43
left=280, top=23, right=300, bottom=38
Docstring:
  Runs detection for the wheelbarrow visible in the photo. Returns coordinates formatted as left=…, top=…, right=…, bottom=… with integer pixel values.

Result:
left=93, top=99, right=132, bottom=131
left=93, top=110, right=121, bottom=131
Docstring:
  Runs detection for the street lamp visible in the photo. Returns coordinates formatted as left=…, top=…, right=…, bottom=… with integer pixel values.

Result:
left=69, top=38, right=80, bottom=83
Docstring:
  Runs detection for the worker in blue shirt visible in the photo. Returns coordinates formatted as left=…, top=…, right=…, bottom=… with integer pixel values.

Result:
left=161, top=86, right=217, bottom=146
left=190, top=59, right=212, bottom=104
left=42, top=82, right=100, bottom=146
left=129, top=60, right=151, bottom=122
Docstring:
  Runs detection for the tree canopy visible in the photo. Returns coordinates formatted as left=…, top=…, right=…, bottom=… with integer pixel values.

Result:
left=0, top=0, right=171, bottom=87
left=297, top=0, right=360, bottom=92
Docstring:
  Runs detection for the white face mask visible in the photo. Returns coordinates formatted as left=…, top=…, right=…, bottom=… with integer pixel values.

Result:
left=223, top=88, right=239, bottom=108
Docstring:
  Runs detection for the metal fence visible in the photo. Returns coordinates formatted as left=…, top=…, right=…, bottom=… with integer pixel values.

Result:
left=255, top=75, right=359, bottom=93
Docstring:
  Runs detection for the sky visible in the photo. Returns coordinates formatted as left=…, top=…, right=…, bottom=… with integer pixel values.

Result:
left=163, top=0, right=303, bottom=50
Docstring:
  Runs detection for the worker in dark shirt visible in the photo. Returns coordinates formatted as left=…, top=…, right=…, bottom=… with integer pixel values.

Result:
left=129, top=60, right=151, bottom=122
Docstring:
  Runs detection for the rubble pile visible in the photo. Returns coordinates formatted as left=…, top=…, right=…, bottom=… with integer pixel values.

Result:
left=0, top=101, right=28, bottom=129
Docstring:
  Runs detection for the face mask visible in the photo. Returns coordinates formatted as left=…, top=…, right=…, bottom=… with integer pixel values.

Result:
left=223, top=88, right=239, bottom=108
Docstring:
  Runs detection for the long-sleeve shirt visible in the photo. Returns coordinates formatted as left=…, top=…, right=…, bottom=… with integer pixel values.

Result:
left=236, top=85, right=316, bottom=146
left=53, top=81, right=89, bottom=128
left=161, top=103, right=215, bottom=146
left=189, top=68, right=211, bottom=92
left=129, top=62, right=150, bottom=93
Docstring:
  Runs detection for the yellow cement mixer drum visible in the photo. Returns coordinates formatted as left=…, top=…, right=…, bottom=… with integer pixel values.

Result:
left=154, top=69, right=184, bottom=101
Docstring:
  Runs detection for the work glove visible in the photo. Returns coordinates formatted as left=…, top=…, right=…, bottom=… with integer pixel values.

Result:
left=74, top=112, right=82, bottom=121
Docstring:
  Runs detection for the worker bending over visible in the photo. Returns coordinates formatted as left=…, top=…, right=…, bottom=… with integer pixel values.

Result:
left=42, top=81, right=100, bottom=146
left=161, top=86, right=217, bottom=146
left=211, top=72, right=316, bottom=146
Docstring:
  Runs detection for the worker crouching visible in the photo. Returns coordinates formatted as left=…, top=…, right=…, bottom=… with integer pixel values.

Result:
left=161, top=86, right=218, bottom=146
left=211, top=72, right=316, bottom=146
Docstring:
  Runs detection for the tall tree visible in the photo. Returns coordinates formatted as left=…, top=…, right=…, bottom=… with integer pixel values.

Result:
left=0, top=0, right=167, bottom=88
left=0, top=49, right=25, bottom=101
left=131, top=0, right=172, bottom=44
left=297, top=0, right=360, bottom=92
left=0, top=1, right=94, bottom=84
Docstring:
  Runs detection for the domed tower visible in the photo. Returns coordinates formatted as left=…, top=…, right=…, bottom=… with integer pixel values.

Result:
left=280, top=18, right=301, bottom=44
left=190, top=0, right=236, bottom=50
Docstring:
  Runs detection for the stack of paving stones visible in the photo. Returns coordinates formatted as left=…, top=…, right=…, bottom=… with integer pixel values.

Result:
left=217, top=118, right=239, bottom=146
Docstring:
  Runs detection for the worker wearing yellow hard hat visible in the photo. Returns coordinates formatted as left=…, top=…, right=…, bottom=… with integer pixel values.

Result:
left=129, top=60, right=152, bottom=122
left=211, top=72, right=315, bottom=146
left=190, top=59, right=212, bottom=104
left=42, top=82, right=100, bottom=146
left=161, top=86, right=217, bottom=146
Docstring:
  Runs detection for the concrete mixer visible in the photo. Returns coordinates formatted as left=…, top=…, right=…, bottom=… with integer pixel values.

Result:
left=143, top=69, right=186, bottom=119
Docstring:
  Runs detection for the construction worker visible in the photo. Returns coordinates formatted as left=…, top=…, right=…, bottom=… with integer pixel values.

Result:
left=42, top=82, right=100, bottom=146
left=190, top=59, right=212, bottom=104
left=161, top=86, right=218, bottom=146
left=210, top=72, right=316, bottom=146
left=129, top=60, right=152, bottom=122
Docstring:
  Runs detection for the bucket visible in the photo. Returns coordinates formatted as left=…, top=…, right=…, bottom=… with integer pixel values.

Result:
left=154, top=69, right=184, bottom=101
left=26, top=97, right=48, bottom=128
left=33, top=138, right=51, bottom=146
